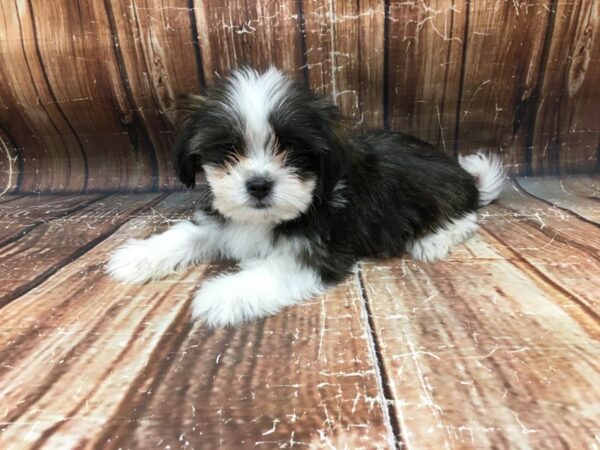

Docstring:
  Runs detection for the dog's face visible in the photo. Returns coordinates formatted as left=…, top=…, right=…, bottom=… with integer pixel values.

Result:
left=174, top=68, right=349, bottom=224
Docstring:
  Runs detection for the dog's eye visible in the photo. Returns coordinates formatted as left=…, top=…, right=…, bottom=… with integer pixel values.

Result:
left=285, top=151, right=318, bottom=172
left=216, top=143, right=239, bottom=159
left=218, top=143, right=236, bottom=153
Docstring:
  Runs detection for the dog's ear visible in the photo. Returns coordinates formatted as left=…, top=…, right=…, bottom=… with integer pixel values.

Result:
left=173, top=94, right=206, bottom=188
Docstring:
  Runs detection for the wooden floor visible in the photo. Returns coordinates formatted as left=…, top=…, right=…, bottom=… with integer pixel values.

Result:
left=0, top=177, right=599, bottom=449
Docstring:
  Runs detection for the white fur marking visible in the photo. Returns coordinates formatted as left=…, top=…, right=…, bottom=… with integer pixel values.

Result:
left=408, top=213, right=479, bottom=263
left=191, top=252, right=324, bottom=327
left=106, top=218, right=220, bottom=284
left=107, top=215, right=324, bottom=327
left=458, top=152, right=506, bottom=206
left=225, top=67, right=291, bottom=156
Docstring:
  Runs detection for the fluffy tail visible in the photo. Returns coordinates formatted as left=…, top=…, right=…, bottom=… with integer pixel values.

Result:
left=459, top=152, right=506, bottom=206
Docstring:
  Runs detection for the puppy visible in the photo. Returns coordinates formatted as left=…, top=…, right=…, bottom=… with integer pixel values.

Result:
left=107, top=67, right=505, bottom=327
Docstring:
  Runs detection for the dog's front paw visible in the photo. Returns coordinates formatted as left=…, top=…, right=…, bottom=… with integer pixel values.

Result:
left=106, top=239, right=162, bottom=284
left=191, top=274, right=279, bottom=327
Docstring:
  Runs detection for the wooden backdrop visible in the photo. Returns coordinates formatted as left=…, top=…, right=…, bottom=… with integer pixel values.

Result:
left=0, top=0, right=598, bottom=193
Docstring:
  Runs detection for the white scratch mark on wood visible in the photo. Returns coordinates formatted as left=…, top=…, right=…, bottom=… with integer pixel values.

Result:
left=0, top=134, right=16, bottom=196
left=317, top=294, right=328, bottom=362
left=511, top=410, right=539, bottom=435
left=462, top=80, right=492, bottom=119
left=261, top=418, right=280, bottom=435
left=436, top=104, right=447, bottom=153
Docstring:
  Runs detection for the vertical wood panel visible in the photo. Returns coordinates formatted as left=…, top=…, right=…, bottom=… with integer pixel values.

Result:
left=105, top=0, right=204, bottom=190
left=195, top=0, right=305, bottom=84
left=455, top=0, right=552, bottom=174
left=303, top=0, right=385, bottom=129
left=532, top=0, right=600, bottom=175
left=22, top=0, right=157, bottom=191
left=386, top=0, right=466, bottom=151
left=0, top=0, right=599, bottom=193
left=0, top=2, right=88, bottom=192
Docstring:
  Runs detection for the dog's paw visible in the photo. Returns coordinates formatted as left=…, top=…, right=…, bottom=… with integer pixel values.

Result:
left=106, top=239, right=163, bottom=284
left=191, top=274, right=278, bottom=327
left=408, top=237, right=452, bottom=263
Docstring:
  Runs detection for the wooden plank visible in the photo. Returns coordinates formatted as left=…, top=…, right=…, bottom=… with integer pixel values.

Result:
left=195, top=0, right=305, bottom=84
left=0, top=193, right=207, bottom=449
left=455, top=1, right=552, bottom=174
left=482, top=207, right=600, bottom=316
left=0, top=193, right=165, bottom=307
left=103, top=273, right=391, bottom=449
left=516, top=176, right=600, bottom=224
left=103, top=0, right=203, bottom=190
left=0, top=196, right=391, bottom=449
left=13, top=0, right=158, bottom=191
left=0, top=2, right=88, bottom=192
left=532, top=0, right=600, bottom=175
left=560, top=175, right=600, bottom=199
left=362, top=228, right=600, bottom=448
left=387, top=0, right=466, bottom=151
left=0, top=194, right=106, bottom=246
left=303, top=0, right=385, bottom=129
left=498, top=180, right=600, bottom=247
left=0, top=195, right=24, bottom=205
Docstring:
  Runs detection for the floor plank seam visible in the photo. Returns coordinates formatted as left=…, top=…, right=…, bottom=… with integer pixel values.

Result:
left=355, top=265, right=404, bottom=449
left=0, top=193, right=111, bottom=249
left=0, top=194, right=25, bottom=205
left=0, top=193, right=170, bottom=310
left=495, top=205, right=600, bottom=262
left=513, top=178, right=600, bottom=228
left=480, top=225, right=600, bottom=323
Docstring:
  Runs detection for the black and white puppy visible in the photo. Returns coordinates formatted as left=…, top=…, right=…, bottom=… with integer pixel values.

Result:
left=107, top=67, right=505, bottom=327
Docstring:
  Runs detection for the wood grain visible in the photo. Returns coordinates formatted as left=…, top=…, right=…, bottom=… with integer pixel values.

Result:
left=0, top=193, right=207, bottom=449
left=362, top=225, right=600, bottom=448
left=0, top=194, right=23, bottom=205
left=26, top=0, right=161, bottom=191
left=516, top=176, right=600, bottom=224
left=195, top=0, right=305, bottom=84
left=0, top=178, right=599, bottom=448
left=0, top=193, right=392, bottom=449
left=303, top=0, right=385, bottom=129
left=103, top=0, right=203, bottom=190
left=0, top=1, right=89, bottom=192
left=0, top=194, right=105, bottom=246
left=482, top=214, right=600, bottom=319
left=386, top=0, right=466, bottom=152
left=531, top=0, right=600, bottom=175
left=454, top=0, right=552, bottom=174
left=105, top=274, right=391, bottom=449
left=0, top=127, right=19, bottom=194
left=1, top=1, right=599, bottom=193
left=0, top=193, right=165, bottom=307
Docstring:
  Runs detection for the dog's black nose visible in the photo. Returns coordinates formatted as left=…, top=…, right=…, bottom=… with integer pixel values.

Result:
left=246, top=176, right=273, bottom=200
